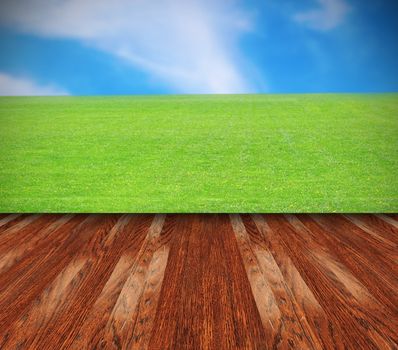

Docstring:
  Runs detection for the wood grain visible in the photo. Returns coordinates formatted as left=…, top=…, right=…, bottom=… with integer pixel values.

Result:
left=0, top=214, right=396, bottom=349
left=149, top=214, right=267, bottom=349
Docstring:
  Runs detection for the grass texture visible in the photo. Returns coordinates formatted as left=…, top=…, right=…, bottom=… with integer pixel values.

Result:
left=0, top=94, right=397, bottom=212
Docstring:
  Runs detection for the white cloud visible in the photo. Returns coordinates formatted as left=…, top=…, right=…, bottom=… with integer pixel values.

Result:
left=293, top=0, right=351, bottom=31
left=0, top=0, right=255, bottom=93
left=0, top=72, right=68, bottom=96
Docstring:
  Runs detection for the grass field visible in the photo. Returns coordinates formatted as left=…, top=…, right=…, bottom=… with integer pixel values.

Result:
left=0, top=94, right=397, bottom=212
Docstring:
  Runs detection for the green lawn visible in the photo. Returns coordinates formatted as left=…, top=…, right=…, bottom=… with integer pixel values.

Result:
left=0, top=94, right=397, bottom=212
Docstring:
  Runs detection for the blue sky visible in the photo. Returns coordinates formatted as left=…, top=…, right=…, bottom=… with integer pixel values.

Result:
left=0, top=0, right=397, bottom=95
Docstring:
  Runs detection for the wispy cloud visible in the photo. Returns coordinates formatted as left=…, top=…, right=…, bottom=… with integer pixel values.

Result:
left=293, top=0, right=351, bottom=31
left=0, top=72, right=68, bottom=96
left=0, top=0, right=255, bottom=93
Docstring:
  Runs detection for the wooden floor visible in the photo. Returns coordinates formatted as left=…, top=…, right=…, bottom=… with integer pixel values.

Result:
left=0, top=214, right=397, bottom=349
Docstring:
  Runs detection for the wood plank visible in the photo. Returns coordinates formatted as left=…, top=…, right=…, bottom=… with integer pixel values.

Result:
left=0, top=214, right=21, bottom=229
left=0, top=215, right=155, bottom=349
left=0, top=214, right=39, bottom=236
left=1, top=255, right=88, bottom=349
left=0, top=214, right=396, bottom=349
left=0, top=215, right=74, bottom=274
left=87, top=214, right=168, bottom=349
left=311, top=214, right=398, bottom=311
left=0, top=215, right=104, bottom=333
left=230, top=214, right=314, bottom=349
left=69, top=214, right=156, bottom=349
left=385, top=214, right=398, bottom=221
left=0, top=214, right=64, bottom=251
left=26, top=215, right=147, bottom=349
left=149, top=214, right=267, bottom=349
left=288, top=215, right=398, bottom=319
left=377, top=214, right=398, bottom=229
left=312, top=214, right=397, bottom=277
left=248, top=214, right=347, bottom=350
left=343, top=214, right=398, bottom=247
left=266, top=214, right=397, bottom=349
left=308, top=214, right=398, bottom=308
